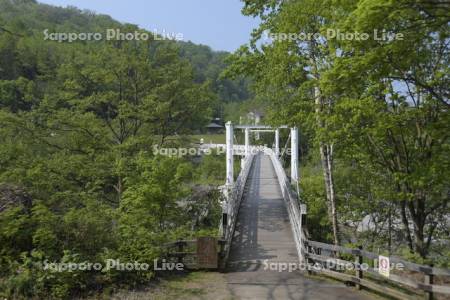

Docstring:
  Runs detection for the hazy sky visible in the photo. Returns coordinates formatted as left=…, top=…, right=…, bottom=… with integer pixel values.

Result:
left=38, top=0, right=260, bottom=52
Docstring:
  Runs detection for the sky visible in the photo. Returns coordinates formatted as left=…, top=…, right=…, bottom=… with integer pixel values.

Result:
left=38, top=0, right=260, bottom=52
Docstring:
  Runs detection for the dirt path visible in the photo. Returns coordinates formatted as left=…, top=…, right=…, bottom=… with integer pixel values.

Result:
left=102, top=272, right=232, bottom=300
left=100, top=271, right=380, bottom=300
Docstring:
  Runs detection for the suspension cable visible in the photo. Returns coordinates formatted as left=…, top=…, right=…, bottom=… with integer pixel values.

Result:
left=280, top=132, right=291, bottom=159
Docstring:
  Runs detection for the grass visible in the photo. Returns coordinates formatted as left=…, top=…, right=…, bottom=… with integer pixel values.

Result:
left=91, top=272, right=234, bottom=300
left=190, top=134, right=225, bottom=145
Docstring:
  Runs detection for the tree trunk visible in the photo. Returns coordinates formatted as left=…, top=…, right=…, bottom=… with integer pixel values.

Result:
left=413, top=225, right=426, bottom=258
left=400, top=199, right=414, bottom=252
left=114, top=176, right=123, bottom=203
left=315, top=87, right=340, bottom=245
left=408, top=196, right=428, bottom=258
left=388, top=203, right=392, bottom=254
left=320, top=143, right=340, bottom=245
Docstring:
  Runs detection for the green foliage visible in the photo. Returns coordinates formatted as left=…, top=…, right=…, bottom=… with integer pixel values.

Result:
left=228, top=0, right=449, bottom=262
left=300, top=162, right=332, bottom=242
left=195, top=150, right=226, bottom=184
left=180, top=42, right=252, bottom=103
left=0, top=1, right=234, bottom=298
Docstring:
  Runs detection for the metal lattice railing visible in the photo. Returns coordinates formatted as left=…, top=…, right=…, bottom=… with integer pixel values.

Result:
left=220, top=153, right=255, bottom=266
left=265, top=147, right=307, bottom=263
left=219, top=146, right=306, bottom=266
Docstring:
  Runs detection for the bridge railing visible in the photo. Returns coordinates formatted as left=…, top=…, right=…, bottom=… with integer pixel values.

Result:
left=305, top=240, right=450, bottom=300
left=219, top=153, right=255, bottom=267
left=199, top=144, right=247, bottom=156
left=265, top=148, right=307, bottom=263
left=161, top=237, right=226, bottom=270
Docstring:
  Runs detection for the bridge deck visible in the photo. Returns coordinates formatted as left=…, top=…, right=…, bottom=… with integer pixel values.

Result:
left=226, top=153, right=373, bottom=300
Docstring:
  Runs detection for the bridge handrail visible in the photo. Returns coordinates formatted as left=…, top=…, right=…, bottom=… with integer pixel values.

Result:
left=220, top=153, right=255, bottom=266
left=305, top=240, right=450, bottom=299
left=200, top=144, right=259, bottom=155
left=265, top=148, right=307, bottom=263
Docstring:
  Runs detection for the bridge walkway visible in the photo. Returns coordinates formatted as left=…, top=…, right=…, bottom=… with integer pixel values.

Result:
left=225, top=153, right=374, bottom=300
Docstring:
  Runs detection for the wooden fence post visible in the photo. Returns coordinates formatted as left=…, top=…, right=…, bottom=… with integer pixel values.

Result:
left=222, top=213, right=228, bottom=238
left=304, top=241, right=311, bottom=274
left=177, top=240, right=184, bottom=264
left=356, top=245, right=363, bottom=290
left=424, top=264, right=434, bottom=300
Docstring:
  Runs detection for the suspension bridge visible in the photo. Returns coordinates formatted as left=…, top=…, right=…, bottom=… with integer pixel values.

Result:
left=210, top=123, right=368, bottom=299
left=165, top=122, right=450, bottom=300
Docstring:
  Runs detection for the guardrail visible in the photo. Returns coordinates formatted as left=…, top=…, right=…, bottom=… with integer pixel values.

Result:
left=305, top=240, right=450, bottom=299
left=162, top=240, right=197, bottom=268
left=219, top=153, right=255, bottom=267
left=265, top=148, right=307, bottom=263
left=162, top=238, right=226, bottom=269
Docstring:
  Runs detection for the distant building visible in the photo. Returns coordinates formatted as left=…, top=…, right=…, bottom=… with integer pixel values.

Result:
left=205, top=121, right=224, bottom=134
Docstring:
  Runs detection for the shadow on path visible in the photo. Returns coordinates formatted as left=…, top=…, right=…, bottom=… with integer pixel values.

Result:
left=225, top=153, right=374, bottom=300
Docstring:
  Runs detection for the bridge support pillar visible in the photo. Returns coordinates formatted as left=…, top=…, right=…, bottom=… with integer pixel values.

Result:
left=226, top=121, right=234, bottom=187
left=245, top=128, right=250, bottom=157
left=275, top=129, right=280, bottom=157
left=291, top=127, right=299, bottom=184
